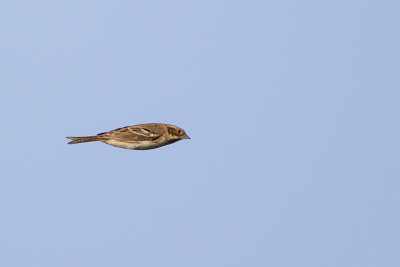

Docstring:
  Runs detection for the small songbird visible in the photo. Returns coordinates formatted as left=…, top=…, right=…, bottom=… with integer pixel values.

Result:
left=66, top=123, right=190, bottom=150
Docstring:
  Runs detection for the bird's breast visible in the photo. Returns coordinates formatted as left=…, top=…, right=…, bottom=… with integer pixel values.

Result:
left=103, top=139, right=164, bottom=150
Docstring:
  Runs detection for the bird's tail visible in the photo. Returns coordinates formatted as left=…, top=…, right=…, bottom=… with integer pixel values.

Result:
left=66, top=136, right=101, bottom=144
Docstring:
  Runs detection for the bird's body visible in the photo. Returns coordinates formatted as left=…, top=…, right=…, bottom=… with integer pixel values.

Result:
left=66, top=123, right=190, bottom=150
left=103, top=139, right=163, bottom=150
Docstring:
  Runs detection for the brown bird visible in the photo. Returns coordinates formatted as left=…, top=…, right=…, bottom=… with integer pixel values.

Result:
left=66, top=123, right=190, bottom=150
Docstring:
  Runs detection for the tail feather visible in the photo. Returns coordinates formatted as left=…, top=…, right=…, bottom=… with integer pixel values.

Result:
left=66, top=136, right=100, bottom=144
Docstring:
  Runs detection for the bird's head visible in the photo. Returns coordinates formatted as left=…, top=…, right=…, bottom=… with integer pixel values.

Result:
left=166, top=125, right=190, bottom=142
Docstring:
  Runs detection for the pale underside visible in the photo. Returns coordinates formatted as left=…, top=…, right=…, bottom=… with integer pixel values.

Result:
left=103, top=139, right=168, bottom=150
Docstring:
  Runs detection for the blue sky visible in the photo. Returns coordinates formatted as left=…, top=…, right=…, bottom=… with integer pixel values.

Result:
left=1, top=0, right=399, bottom=266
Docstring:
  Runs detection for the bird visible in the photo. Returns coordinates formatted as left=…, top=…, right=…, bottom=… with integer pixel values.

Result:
left=66, top=123, right=190, bottom=150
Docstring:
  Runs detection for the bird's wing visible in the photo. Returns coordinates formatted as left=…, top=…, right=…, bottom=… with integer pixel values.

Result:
left=98, top=125, right=162, bottom=141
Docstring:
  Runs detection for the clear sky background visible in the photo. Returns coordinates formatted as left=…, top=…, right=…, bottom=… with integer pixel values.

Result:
left=1, top=0, right=399, bottom=266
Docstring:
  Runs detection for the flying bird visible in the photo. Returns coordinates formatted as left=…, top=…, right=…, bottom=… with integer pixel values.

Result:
left=66, top=123, right=190, bottom=150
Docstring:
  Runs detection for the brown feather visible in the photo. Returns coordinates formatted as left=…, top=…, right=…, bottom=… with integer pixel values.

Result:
left=66, top=136, right=100, bottom=144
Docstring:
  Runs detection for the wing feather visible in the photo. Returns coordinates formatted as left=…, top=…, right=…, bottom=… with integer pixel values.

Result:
left=97, top=124, right=163, bottom=141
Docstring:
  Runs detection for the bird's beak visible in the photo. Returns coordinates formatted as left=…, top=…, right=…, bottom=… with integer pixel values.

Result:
left=184, top=134, right=191, bottom=139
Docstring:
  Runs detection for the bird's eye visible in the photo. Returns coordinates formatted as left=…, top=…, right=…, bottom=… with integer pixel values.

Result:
left=177, top=130, right=182, bottom=135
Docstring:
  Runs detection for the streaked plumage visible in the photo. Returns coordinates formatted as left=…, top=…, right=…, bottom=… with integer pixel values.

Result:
left=66, top=123, right=190, bottom=150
